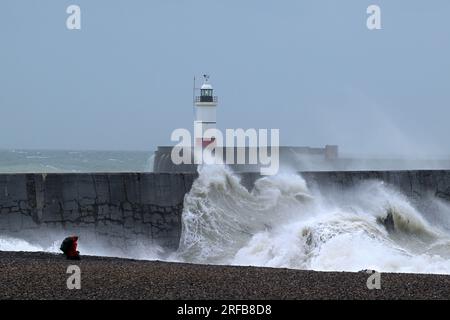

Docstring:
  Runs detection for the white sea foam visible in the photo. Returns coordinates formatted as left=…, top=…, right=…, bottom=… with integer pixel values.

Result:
left=0, top=237, right=60, bottom=253
left=0, top=235, right=165, bottom=261
left=177, top=164, right=450, bottom=274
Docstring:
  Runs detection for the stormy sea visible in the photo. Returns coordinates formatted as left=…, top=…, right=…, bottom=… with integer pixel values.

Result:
left=177, top=165, right=450, bottom=274
left=0, top=149, right=154, bottom=173
left=1, top=151, right=450, bottom=275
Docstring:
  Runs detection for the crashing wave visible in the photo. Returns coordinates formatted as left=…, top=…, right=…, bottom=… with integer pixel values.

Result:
left=178, top=164, right=450, bottom=274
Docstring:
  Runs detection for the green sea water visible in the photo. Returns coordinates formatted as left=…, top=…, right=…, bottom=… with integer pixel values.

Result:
left=0, top=149, right=155, bottom=173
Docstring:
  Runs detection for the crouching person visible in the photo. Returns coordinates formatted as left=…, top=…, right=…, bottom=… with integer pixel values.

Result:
left=60, top=236, right=81, bottom=260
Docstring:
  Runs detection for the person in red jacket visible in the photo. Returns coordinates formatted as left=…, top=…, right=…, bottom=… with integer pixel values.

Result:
left=60, top=236, right=81, bottom=260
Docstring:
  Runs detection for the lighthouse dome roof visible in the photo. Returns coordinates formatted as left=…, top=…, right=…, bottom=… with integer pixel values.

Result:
left=201, top=83, right=213, bottom=90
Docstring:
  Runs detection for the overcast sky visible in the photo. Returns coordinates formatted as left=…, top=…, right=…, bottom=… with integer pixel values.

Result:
left=1, top=0, right=449, bottom=157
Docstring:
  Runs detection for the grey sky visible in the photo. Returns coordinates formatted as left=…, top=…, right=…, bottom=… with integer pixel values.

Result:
left=1, top=0, right=449, bottom=157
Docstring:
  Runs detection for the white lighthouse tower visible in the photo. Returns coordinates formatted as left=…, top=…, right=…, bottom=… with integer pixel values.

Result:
left=194, top=74, right=218, bottom=149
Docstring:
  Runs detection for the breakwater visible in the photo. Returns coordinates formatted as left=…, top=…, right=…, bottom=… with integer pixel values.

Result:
left=1, top=170, right=449, bottom=252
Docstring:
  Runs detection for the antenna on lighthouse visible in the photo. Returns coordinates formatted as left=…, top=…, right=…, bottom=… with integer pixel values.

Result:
left=192, top=76, right=196, bottom=118
left=203, top=74, right=210, bottom=83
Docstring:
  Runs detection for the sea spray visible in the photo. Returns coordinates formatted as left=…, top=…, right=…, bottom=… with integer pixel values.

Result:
left=178, top=164, right=450, bottom=274
left=177, top=165, right=314, bottom=264
left=0, top=237, right=60, bottom=253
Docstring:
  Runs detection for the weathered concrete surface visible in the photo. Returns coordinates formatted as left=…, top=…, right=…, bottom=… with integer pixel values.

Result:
left=0, top=173, right=196, bottom=251
left=1, top=171, right=450, bottom=253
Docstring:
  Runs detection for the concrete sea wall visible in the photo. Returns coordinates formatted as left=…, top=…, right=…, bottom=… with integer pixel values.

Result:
left=0, top=173, right=196, bottom=251
left=1, top=171, right=449, bottom=252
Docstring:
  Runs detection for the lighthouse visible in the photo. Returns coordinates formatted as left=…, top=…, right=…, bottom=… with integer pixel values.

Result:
left=194, top=75, right=218, bottom=149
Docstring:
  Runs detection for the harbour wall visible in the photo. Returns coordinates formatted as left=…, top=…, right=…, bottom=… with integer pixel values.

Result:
left=0, top=171, right=449, bottom=253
